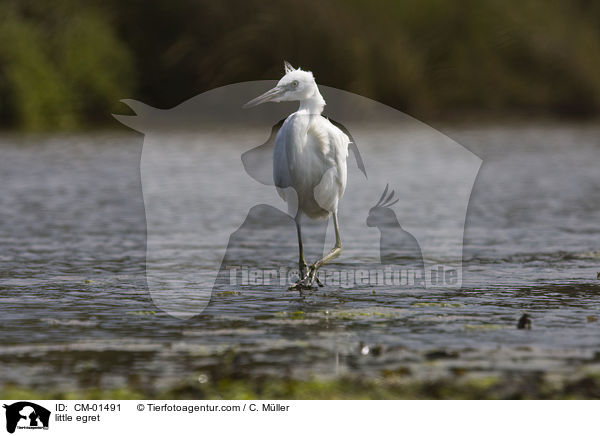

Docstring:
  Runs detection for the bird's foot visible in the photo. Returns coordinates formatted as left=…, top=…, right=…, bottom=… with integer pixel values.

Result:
left=288, top=270, right=309, bottom=291
left=288, top=266, right=323, bottom=290
left=309, top=266, right=324, bottom=287
left=314, top=274, right=324, bottom=287
left=288, top=278, right=312, bottom=291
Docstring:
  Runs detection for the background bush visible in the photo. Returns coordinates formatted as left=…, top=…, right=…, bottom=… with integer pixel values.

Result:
left=1, top=0, right=599, bottom=130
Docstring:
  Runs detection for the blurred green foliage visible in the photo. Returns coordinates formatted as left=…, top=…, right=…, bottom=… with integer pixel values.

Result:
left=4, top=371, right=600, bottom=399
left=1, top=0, right=600, bottom=130
left=0, top=0, right=133, bottom=130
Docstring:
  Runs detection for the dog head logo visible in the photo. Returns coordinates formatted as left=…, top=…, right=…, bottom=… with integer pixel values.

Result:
left=3, top=402, right=50, bottom=434
left=114, top=76, right=481, bottom=318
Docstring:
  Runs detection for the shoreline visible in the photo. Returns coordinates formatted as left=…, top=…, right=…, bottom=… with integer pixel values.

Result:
left=3, top=370, right=600, bottom=400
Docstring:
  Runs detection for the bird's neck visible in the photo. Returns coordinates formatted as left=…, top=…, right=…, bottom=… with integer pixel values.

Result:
left=298, top=88, right=325, bottom=115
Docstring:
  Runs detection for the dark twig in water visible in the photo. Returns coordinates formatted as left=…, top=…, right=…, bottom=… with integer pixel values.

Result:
left=517, top=313, right=532, bottom=330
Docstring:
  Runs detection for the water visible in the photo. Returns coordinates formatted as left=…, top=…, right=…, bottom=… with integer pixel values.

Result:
left=1, top=123, right=599, bottom=393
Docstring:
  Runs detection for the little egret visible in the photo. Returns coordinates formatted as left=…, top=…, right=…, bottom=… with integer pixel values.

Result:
left=244, top=62, right=350, bottom=289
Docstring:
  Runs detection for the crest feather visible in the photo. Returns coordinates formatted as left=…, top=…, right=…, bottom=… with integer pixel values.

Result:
left=283, top=61, right=295, bottom=74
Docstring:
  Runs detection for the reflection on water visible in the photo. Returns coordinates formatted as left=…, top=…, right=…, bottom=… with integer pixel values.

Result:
left=1, top=124, right=600, bottom=392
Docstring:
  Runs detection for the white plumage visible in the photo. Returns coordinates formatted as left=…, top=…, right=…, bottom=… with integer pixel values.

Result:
left=244, top=62, right=349, bottom=288
left=274, top=112, right=348, bottom=218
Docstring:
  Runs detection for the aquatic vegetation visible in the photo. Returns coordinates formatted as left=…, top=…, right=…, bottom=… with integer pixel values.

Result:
left=463, top=324, right=507, bottom=331
left=275, top=310, right=306, bottom=320
left=330, top=307, right=406, bottom=320
left=3, top=370, right=600, bottom=399
left=290, top=311, right=305, bottom=320
left=411, top=302, right=463, bottom=308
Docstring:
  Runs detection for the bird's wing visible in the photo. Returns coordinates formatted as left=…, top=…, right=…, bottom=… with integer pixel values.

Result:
left=311, top=117, right=349, bottom=212
left=273, top=121, right=292, bottom=190
left=329, top=119, right=367, bottom=179
left=242, top=117, right=366, bottom=187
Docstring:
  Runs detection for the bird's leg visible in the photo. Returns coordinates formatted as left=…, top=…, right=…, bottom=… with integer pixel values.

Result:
left=296, top=218, right=308, bottom=279
left=289, top=217, right=309, bottom=290
left=305, top=211, right=342, bottom=287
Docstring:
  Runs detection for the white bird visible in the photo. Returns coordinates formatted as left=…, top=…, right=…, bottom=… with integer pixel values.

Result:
left=244, top=62, right=349, bottom=289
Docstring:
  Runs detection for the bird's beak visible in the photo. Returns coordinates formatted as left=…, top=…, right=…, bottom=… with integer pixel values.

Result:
left=243, top=86, right=284, bottom=108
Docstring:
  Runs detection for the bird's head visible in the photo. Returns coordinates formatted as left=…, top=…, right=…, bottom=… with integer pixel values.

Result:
left=366, top=184, right=399, bottom=228
left=243, top=61, right=321, bottom=108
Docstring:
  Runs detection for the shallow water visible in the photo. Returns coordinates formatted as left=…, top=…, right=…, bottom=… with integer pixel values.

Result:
left=1, top=123, right=599, bottom=393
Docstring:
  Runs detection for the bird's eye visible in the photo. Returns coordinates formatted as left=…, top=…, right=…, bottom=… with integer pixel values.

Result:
left=291, top=80, right=299, bottom=88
